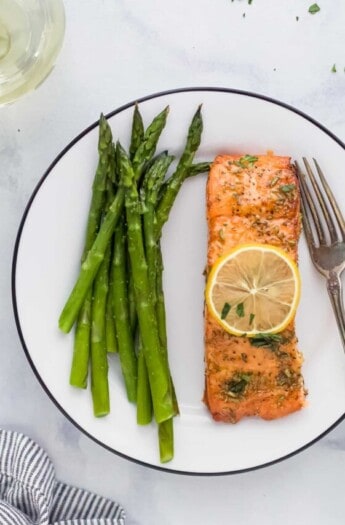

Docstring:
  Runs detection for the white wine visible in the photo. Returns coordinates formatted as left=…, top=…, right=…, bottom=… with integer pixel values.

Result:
left=0, top=0, right=65, bottom=105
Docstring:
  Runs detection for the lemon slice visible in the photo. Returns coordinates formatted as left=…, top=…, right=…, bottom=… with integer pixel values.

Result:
left=205, top=244, right=301, bottom=336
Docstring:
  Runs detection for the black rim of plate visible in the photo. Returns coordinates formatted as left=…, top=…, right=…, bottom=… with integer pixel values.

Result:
left=11, top=86, right=345, bottom=476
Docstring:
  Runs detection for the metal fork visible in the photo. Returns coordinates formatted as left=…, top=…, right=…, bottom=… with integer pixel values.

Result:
left=295, top=158, right=345, bottom=351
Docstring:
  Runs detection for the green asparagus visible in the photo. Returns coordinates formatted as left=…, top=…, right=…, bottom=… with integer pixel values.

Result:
left=136, top=154, right=174, bottom=426
left=156, top=105, right=203, bottom=233
left=187, top=161, right=211, bottom=178
left=105, top=257, right=118, bottom=353
left=127, top=271, right=137, bottom=335
left=129, top=103, right=145, bottom=160
left=125, top=104, right=146, bottom=335
left=90, top=158, right=118, bottom=415
left=158, top=418, right=174, bottom=463
left=61, top=104, right=206, bottom=463
left=142, top=156, right=179, bottom=460
left=90, top=243, right=111, bottom=417
left=112, top=216, right=138, bottom=402
left=132, top=106, right=169, bottom=178
left=119, top=142, right=174, bottom=424
left=69, top=114, right=113, bottom=388
left=136, top=340, right=153, bottom=425
left=59, top=107, right=169, bottom=333
left=142, top=154, right=174, bottom=296
left=138, top=109, right=205, bottom=457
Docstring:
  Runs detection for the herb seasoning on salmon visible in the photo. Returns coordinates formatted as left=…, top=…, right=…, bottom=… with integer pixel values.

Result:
left=204, top=154, right=306, bottom=423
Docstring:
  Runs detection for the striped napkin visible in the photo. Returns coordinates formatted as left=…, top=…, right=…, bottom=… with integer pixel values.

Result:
left=0, top=430, right=125, bottom=525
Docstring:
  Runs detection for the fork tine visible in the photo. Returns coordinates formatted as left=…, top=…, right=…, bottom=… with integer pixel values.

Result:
left=313, top=158, right=345, bottom=239
left=299, top=184, right=318, bottom=249
left=303, top=158, right=338, bottom=243
left=295, top=161, right=325, bottom=245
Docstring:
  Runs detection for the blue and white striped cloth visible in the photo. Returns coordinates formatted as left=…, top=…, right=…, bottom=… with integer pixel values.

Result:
left=0, top=430, right=125, bottom=525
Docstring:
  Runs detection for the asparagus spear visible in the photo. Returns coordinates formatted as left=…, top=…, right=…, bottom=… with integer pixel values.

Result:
left=158, top=417, right=174, bottom=463
left=127, top=271, right=137, bottom=335
left=110, top=104, right=143, bottom=351
left=125, top=104, right=147, bottom=336
left=112, top=216, right=138, bottom=402
left=90, top=242, right=111, bottom=417
left=152, top=109, right=205, bottom=460
left=129, top=103, right=145, bottom=161
left=142, top=154, right=174, bottom=296
left=104, top=149, right=118, bottom=354
left=187, top=161, right=211, bottom=178
left=143, top=157, right=178, bottom=461
left=119, top=143, right=174, bottom=424
left=127, top=156, right=171, bottom=337
left=70, top=289, right=92, bottom=388
left=105, top=257, right=118, bottom=353
left=69, top=114, right=113, bottom=388
left=138, top=109, right=205, bottom=455
left=136, top=340, right=152, bottom=425
left=90, top=159, right=118, bottom=415
left=132, top=107, right=169, bottom=178
left=156, top=105, right=203, bottom=233
left=159, top=161, right=211, bottom=203
left=156, top=248, right=176, bottom=462
left=59, top=107, right=169, bottom=333
left=136, top=153, right=174, bottom=426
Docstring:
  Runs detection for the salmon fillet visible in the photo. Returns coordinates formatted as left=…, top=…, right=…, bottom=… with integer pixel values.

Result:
left=204, top=154, right=306, bottom=423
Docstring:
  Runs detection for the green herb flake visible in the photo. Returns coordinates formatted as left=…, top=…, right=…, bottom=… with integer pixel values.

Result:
left=308, top=3, right=320, bottom=14
left=221, top=302, right=231, bottom=320
left=235, top=155, right=258, bottom=169
left=248, top=0, right=253, bottom=4
left=236, top=302, right=245, bottom=318
left=249, top=333, right=284, bottom=352
left=331, top=64, right=337, bottom=73
left=225, top=373, right=251, bottom=398
left=242, top=154, right=258, bottom=164
left=296, top=16, right=299, bottom=21
left=249, top=313, right=255, bottom=325
left=279, top=184, right=296, bottom=193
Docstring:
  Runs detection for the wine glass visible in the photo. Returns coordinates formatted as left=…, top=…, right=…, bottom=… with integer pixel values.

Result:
left=0, top=0, right=65, bottom=106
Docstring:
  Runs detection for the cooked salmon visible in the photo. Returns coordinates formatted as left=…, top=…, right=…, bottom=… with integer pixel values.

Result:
left=205, top=154, right=306, bottom=423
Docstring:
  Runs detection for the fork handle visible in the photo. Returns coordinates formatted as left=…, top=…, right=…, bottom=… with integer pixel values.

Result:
left=327, top=271, right=345, bottom=352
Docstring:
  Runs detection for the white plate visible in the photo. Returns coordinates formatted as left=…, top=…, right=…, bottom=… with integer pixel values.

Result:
left=12, top=88, right=345, bottom=475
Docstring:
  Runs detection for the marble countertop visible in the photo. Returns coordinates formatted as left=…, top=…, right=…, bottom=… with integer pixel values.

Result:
left=1, top=1, right=345, bottom=524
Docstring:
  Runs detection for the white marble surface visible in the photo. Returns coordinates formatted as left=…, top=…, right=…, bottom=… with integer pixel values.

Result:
left=1, top=1, right=345, bottom=523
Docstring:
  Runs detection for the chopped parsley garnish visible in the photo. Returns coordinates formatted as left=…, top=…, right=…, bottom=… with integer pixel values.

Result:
left=249, top=313, right=255, bottom=325
left=308, top=3, right=320, bottom=14
left=248, top=0, right=253, bottom=4
left=234, top=155, right=258, bottom=168
left=236, top=302, right=245, bottom=318
left=225, top=373, right=251, bottom=398
left=331, top=64, right=337, bottom=73
left=249, top=333, right=283, bottom=350
left=221, top=302, right=231, bottom=320
left=279, top=184, right=296, bottom=193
